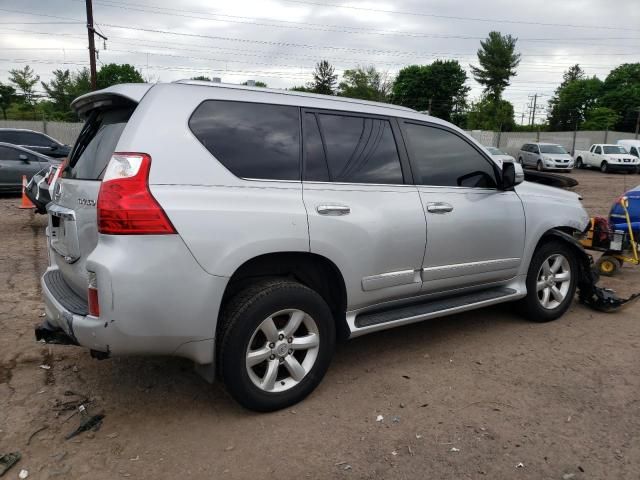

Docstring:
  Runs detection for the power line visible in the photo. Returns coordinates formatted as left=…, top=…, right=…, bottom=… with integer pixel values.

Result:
left=282, top=0, right=638, bottom=31
left=74, top=0, right=640, bottom=44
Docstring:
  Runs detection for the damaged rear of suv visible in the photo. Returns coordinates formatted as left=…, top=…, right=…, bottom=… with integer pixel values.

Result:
left=37, top=81, right=636, bottom=412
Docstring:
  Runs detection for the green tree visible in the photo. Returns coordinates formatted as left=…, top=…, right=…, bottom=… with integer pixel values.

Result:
left=547, top=65, right=586, bottom=130
left=599, top=63, right=640, bottom=132
left=191, top=75, right=211, bottom=81
left=309, top=60, right=337, bottom=95
left=547, top=77, right=602, bottom=130
left=96, top=63, right=144, bottom=89
left=289, top=85, right=313, bottom=92
left=582, top=107, right=621, bottom=130
left=338, top=66, right=389, bottom=102
left=0, top=83, right=16, bottom=120
left=470, top=31, right=521, bottom=99
left=391, top=60, right=469, bottom=122
left=9, top=65, right=40, bottom=106
left=466, top=96, right=516, bottom=131
left=40, top=69, right=92, bottom=120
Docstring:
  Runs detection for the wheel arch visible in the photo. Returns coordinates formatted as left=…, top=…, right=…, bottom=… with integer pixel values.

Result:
left=220, top=252, right=350, bottom=340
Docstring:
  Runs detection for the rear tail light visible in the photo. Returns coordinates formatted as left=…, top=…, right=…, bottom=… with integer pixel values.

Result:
left=97, top=153, right=176, bottom=235
left=87, top=271, right=100, bottom=317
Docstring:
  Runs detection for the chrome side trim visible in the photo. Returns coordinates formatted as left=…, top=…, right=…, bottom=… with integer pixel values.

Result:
left=422, top=258, right=520, bottom=282
left=361, top=269, right=421, bottom=292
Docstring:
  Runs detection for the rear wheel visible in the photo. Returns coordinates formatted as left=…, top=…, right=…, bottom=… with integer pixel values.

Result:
left=600, top=161, right=609, bottom=173
left=517, top=240, right=578, bottom=322
left=218, top=279, right=335, bottom=412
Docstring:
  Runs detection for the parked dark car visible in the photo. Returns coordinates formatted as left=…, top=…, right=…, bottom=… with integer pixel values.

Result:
left=0, top=128, right=71, bottom=158
left=0, top=143, right=61, bottom=193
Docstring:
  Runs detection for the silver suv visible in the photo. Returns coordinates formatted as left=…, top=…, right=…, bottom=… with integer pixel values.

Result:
left=37, top=81, right=589, bottom=411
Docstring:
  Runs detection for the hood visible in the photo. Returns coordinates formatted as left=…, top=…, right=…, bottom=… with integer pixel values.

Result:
left=541, top=153, right=573, bottom=159
left=515, top=180, right=581, bottom=202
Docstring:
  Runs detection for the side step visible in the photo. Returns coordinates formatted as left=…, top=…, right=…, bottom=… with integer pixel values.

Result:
left=355, top=287, right=517, bottom=328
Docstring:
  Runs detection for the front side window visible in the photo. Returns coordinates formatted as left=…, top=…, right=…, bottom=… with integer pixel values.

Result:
left=0, top=145, right=20, bottom=161
left=305, top=113, right=403, bottom=184
left=595, top=146, right=602, bottom=154
left=403, top=123, right=497, bottom=189
left=189, top=100, right=301, bottom=181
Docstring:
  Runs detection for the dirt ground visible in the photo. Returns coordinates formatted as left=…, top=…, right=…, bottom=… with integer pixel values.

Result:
left=1, top=169, right=639, bottom=480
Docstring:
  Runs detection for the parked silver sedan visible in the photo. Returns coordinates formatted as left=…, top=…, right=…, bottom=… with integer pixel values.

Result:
left=518, top=143, right=574, bottom=172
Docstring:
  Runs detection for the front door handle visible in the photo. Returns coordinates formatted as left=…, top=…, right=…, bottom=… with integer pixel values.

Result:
left=317, top=204, right=351, bottom=216
left=426, top=202, right=453, bottom=214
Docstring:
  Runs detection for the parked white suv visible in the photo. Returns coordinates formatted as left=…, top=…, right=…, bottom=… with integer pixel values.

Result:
left=37, top=82, right=590, bottom=411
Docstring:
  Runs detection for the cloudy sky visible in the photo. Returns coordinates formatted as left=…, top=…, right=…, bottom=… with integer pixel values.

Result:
left=1, top=0, right=639, bottom=124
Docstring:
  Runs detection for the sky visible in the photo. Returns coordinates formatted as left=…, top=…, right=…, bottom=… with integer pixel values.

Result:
left=1, top=0, right=639, bottom=124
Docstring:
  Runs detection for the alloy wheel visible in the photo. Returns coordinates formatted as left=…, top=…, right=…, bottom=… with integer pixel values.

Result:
left=536, top=254, right=571, bottom=310
left=245, top=309, right=320, bottom=393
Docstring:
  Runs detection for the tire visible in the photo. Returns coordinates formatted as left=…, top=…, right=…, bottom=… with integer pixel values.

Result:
left=596, top=255, right=621, bottom=277
left=537, top=160, right=544, bottom=172
left=576, top=158, right=583, bottom=169
left=600, top=161, right=609, bottom=173
left=518, top=157, right=524, bottom=166
left=218, top=279, right=335, bottom=412
left=517, top=240, right=578, bottom=322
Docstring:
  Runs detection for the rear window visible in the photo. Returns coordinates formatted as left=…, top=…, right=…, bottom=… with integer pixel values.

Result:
left=64, top=106, right=134, bottom=180
left=189, top=100, right=301, bottom=181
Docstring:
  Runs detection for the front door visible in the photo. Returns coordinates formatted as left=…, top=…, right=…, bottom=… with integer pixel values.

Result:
left=399, top=121, right=526, bottom=294
left=301, top=110, right=426, bottom=310
left=0, top=145, right=44, bottom=190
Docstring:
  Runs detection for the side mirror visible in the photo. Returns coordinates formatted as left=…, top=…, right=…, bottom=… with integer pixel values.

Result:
left=19, top=154, right=29, bottom=163
left=501, top=161, right=524, bottom=190
left=50, top=143, right=59, bottom=150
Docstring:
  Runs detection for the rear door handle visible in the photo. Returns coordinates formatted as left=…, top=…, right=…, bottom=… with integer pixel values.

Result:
left=426, top=202, right=453, bottom=214
left=316, top=204, right=351, bottom=216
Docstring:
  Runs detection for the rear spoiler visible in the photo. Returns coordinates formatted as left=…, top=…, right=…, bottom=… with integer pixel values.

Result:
left=71, top=84, right=153, bottom=119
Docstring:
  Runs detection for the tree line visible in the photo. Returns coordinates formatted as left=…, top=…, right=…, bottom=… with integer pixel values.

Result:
left=0, top=31, right=638, bottom=133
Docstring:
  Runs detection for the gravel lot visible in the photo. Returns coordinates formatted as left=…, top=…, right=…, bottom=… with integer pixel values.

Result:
left=1, top=169, right=639, bottom=480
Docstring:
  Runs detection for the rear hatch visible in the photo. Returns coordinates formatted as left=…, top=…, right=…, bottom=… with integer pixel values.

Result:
left=48, top=88, right=148, bottom=297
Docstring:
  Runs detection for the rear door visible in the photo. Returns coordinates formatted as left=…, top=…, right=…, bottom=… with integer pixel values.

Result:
left=399, top=121, right=525, bottom=294
left=301, top=110, right=426, bottom=309
left=0, top=145, right=42, bottom=189
left=48, top=102, right=137, bottom=295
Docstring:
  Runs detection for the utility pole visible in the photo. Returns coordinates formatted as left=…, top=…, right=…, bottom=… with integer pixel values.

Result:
left=530, top=93, right=538, bottom=127
left=635, top=107, right=640, bottom=140
left=85, top=0, right=107, bottom=91
left=427, top=98, right=432, bottom=116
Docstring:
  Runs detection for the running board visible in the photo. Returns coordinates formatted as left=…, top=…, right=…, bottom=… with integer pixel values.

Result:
left=353, top=287, right=518, bottom=331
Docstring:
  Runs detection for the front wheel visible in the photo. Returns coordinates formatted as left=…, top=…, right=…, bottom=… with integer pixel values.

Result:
left=537, top=160, right=544, bottom=172
left=517, top=241, right=578, bottom=322
left=576, top=158, right=583, bottom=169
left=601, top=161, right=609, bottom=173
left=518, top=157, right=524, bottom=166
left=218, top=279, right=335, bottom=412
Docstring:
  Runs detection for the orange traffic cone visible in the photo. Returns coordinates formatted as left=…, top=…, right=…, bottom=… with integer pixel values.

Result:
left=19, top=175, right=35, bottom=209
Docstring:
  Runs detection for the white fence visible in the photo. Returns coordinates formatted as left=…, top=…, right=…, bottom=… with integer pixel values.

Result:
left=0, top=120, right=83, bottom=146
left=466, top=130, right=639, bottom=156
left=0, top=119, right=637, bottom=157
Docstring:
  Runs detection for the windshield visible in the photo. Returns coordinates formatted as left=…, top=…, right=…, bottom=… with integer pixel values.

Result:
left=603, top=145, right=627, bottom=154
left=539, top=145, right=567, bottom=154
left=487, top=147, right=506, bottom=155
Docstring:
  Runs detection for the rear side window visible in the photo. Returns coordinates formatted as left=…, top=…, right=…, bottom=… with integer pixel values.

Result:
left=65, top=107, right=134, bottom=180
left=305, top=112, right=403, bottom=184
left=189, top=100, right=300, bottom=181
left=0, top=145, right=20, bottom=160
left=402, top=123, right=497, bottom=189
left=0, top=131, right=22, bottom=144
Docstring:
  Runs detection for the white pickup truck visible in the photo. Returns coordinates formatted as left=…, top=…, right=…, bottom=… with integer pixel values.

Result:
left=575, top=144, right=639, bottom=173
